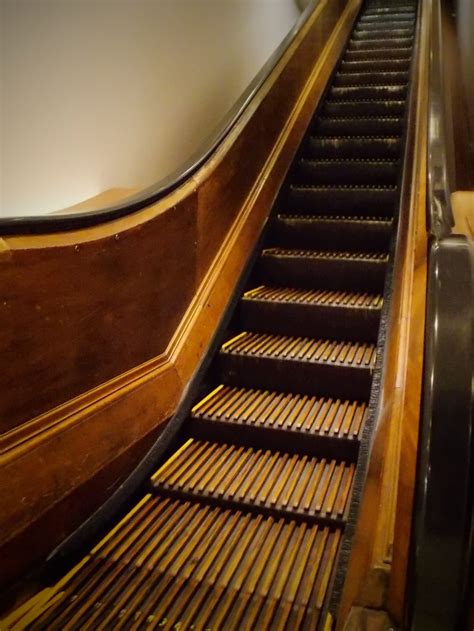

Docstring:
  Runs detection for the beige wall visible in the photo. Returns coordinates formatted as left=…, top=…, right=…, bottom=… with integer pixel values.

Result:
left=1, top=0, right=300, bottom=217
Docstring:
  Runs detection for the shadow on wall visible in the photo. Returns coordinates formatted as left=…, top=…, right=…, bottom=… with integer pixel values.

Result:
left=0, top=0, right=300, bottom=217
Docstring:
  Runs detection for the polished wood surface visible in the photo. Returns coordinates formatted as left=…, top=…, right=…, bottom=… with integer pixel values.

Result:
left=451, top=190, right=474, bottom=239
left=0, top=0, right=359, bottom=591
left=336, top=1, right=430, bottom=626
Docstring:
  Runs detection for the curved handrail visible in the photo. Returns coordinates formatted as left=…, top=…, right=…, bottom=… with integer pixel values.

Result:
left=410, top=0, right=473, bottom=627
left=0, top=0, right=313, bottom=236
left=426, top=0, right=454, bottom=240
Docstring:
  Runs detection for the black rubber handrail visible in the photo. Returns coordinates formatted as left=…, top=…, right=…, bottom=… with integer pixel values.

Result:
left=426, top=0, right=453, bottom=239
left=0, top=1, right=318, bottom=236
left=409, top=0, right=473, bottom=628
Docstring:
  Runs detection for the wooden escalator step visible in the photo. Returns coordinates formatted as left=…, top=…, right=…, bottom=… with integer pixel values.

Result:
left=151, top=439, right=355, bottom=523
left=191, top=385, right=368, bottom=441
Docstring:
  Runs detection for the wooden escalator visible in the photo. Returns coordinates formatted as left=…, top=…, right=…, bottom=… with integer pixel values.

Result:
left=3, top=1, right=419, bottom=628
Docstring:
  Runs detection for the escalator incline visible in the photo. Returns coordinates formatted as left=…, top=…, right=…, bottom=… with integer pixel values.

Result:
left=11, top=1, right=418, bottom=628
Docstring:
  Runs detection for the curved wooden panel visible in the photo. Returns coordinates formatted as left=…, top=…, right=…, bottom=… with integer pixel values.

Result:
left=0, top=0, right=360, bottom=592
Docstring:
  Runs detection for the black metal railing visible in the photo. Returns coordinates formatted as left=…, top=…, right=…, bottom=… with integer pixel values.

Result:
left=410, top=1, right=473, bottom=628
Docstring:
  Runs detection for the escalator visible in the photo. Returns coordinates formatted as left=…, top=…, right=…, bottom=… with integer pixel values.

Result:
left=3, top=0, right=419, bottom=628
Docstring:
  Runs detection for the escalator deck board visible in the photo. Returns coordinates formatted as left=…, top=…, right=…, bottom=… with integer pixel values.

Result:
left=7, top=0, right=418, bottom=628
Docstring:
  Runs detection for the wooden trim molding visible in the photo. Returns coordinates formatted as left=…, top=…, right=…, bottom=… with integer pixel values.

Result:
left=0, top=0, right=361, bottom=590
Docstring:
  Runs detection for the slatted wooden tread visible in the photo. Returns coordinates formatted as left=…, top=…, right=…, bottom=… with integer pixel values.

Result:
left=152, top=439, right=355, bottom=522
left=221, top=331, right=377, bottom=368
left=352, top=29, right=413, bottom=39
left=344, top=49, right=412, bottom=61
left=315, top=116, right=403, bottom=122
left=192, top=385, right=368, bottom=440
left=20, top=496, right=341, bottom=630
left=262, top=247, right=388, bottom=264
left=354, top=19, right=414, bottom=29
left=339, top=60, right=409, bottom=70
left=277, top=212, right=393, bottom=224
left=277, top=212, right=393, bottom=225
left=243, top=286, right=383, bottom=309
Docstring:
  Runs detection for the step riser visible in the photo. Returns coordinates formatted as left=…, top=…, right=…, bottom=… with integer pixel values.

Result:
left=296, top=160, right=398, bottom=185
left=352, top=29, right=413, bottom=40
left=345, top=49, right=412, bottom=61
left=361, top=8, right=416, bottom=16
left=358, top=16, right=416, bottom=25
left=154, top=486, right=345, bottom=529
left=219, top=353, right=373, bottom=401
left=353, top=22, right=415, bottom=32
left=348, top=38, right=413, bottom=51
left=323, top=100, right=405, bottom=117
left=340, top=60, right=410, bottom=72
left=330, top=85, right=407, bottom=100
left=239, top=300, right=381, bottom=343
left=288, top=187, right=397, bottom=216
left=313, top=117, right=403, bottom=136
left=333, top=72, right=408, bottom=86
left=258, top=255, right=387, bottom=293
left=191, top=418, right=359, bottom=465
left=308, top=137, right=402, bottom=160
left=273, top=216, right=393, bottom=250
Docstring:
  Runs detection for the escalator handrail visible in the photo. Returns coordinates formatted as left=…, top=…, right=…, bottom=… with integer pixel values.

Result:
left=426, top=0, right=454, bottom=239
left=0, top=0, right=317, bottom=236
left=410, top=0, right=473, bottom=627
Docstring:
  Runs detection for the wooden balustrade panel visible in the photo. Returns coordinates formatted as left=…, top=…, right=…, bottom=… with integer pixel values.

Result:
left=0, top=201, right=198, bottom=434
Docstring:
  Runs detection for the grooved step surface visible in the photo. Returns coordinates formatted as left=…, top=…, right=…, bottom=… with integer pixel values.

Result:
left=352, top=29, right=413, bottom=39
left=313, top=116, right=403, bottom=136
left=358, top=16, right=415, bottom=24
left=192, top=385, right=368, bottom=441
left=221, top=331, right=376, bottom=369
left=323, top=99, right=406, bottom=117
left=152, top=439, right=355, bottom=522
left=348, top=38, right=414, bottom=51
left=333, top=71, right=408, bottom=86
left=240, top=283, right=383, bottom=343
left=308, top=136, right=402, bottom=160
left=242, top=285, right=383, bottom=309
left=258, top=247, right=388, bottom=294
left=360, top=3, right=415, bottom=14
left=340, top=58, right=410, bottom=70
left=330, top=84, right=407, bottom=100
left=262, top=247, right=387, bottom=265
left=297, top=158, right=399, bottom=184
left=344, top=48, right=412, bottom=61
left=287, top=185, right=397, bottom=216
left=29, top=496, right=341, bottom=630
